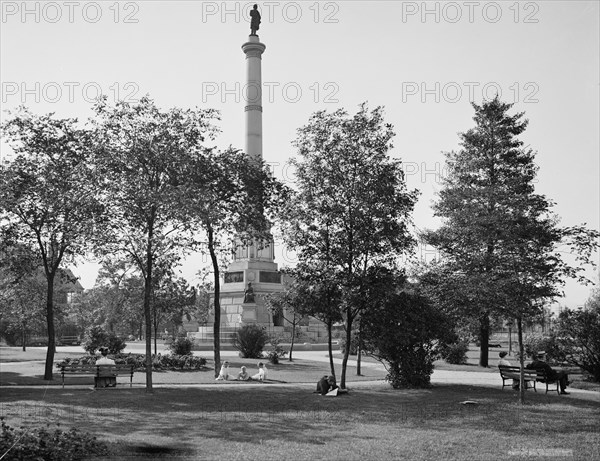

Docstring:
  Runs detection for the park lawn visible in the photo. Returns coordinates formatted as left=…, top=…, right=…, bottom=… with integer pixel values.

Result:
left=0, top=346, right=85, bottom=363
left=1, top=384, right=598, bottom=460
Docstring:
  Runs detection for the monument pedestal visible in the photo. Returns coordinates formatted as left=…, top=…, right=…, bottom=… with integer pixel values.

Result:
left=241, top=303, right=257, bottom=322
left=210, top=247, right=284, bottom=329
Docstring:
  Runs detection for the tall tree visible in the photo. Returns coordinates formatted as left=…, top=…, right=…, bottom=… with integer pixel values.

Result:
left=186, top=148, right=281, bottom=378
left=0, top=109, right=99, bottom=379
left=92, top=96, right=219, bottom=392
left=281, top=104, right=418, bottom=388
left=492, top=222, right=598, bottom=402
left=423, top=97, right=599, bottom=373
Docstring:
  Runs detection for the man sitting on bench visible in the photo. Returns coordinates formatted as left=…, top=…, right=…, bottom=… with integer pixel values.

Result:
left=526, top=351, right=570, bottom=395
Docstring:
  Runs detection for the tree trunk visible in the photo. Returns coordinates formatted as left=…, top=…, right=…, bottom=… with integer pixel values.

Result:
left=143, top=271, right=153, bottom=392
left=289, top=317, right=296, bottom=362
left=517, top=316, right=525, bottom=405
left=21, top=323, right=26, bottom=352
left=208, top=226, right=221, bottom=378
left=508, top=324, right=513, bottom=355
left=340, top=308, right=352, bottom=389
left=43, top=272, right=56, bottom=380
left=143, top=225, right=154, bottom=392
left=153, top=300, right=158, bottom=356
left=478, top=312, right=490, bottom=367
left=356, top=322, right=362, bottom=375
left=327, top=320, right=335, bottom=378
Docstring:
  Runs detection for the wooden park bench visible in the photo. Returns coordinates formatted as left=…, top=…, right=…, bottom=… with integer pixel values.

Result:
left=498, top=366, right=561, bottom=394
left=531, top=368, right=561, bottom=395
left=59, top=364, right=135, bottom=389
left=57, top=335, right=81, bottom=346
left=498, top=366, right=537, bottom=391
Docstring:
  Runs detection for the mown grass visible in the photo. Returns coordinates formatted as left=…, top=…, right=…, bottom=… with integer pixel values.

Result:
left=1, top=383, right=598, bottom=460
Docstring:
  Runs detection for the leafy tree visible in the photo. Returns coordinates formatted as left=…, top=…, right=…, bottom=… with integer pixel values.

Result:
left=0, top=268, right=46, bottom=350
left=0, top=108, right=99, bottom=379
left=281, top=104, right=418, bottom=388
left=186, top=148, right=282, bottom=377
left=82, top=325, right=126, bottom=355
left=91, top=96, right=219, bottom=391
left=0, top=243, right=44, bottom=350
left=151, top=271, right=196, bottom=354
left=74, top=268, right=144, bottom=339
left=555, top=302, right=600, bottom=382
left=192, top=278, right=213, bottom=326
left=263, top=277, right=309, bottom=361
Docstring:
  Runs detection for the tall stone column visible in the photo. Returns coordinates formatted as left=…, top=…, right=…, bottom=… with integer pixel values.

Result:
left=242, top=36, right=266, bottom=161
left=201, top=32, right=279, bottom=338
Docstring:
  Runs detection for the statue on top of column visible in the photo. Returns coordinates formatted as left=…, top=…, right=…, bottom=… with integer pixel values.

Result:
left=250, top=4, right=261, bottom=35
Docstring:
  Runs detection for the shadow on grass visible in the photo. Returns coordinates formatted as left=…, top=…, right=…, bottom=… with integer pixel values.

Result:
left=1, top=384, right=599, bottom=459
left=1, top=383, right=598, bottom=432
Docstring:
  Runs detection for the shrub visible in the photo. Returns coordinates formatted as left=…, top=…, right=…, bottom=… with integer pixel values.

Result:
left=556, top=305, right=600, bottom=382
left=232, top=324, right=268, bottom=358
left=266, top=335, right=288, bottom=364
left=0, top=417, right=108, bottom=461
left=361, top=289, right=451, bottom=389
left=105, top=334, right=127, bottom=355
left=82, top=326, right=126, bottom=355
left=523, top=332, right=564, bottom=363
left=169, top=337, right=194, bottom=355
left=386, top=348, right=435, bottom=388
left=440, top=340, right=469, bottom=365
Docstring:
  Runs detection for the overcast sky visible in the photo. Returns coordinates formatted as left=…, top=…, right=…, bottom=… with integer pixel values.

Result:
left=1, top=1, right=598, bottom=309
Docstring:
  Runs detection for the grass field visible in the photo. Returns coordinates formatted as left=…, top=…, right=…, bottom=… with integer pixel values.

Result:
left=1, top=345, right=599, bottom=460
left=1, top=384, right=599, bottom=460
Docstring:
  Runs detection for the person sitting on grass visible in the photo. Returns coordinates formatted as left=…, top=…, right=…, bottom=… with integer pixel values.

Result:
left=526, top=351, right=571, bottom=395
left=316, top=375, right=337, bottom=395
left=216, top=361, right=231, bottom=380
left=250, top=362, right=267, bottom=381
left=315, top=375, right=347, bottom=396
left=237, top=366, right=250, bottom=381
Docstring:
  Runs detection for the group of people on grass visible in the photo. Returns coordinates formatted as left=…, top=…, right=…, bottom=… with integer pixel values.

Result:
left=216, top=361, right=267, bottom=381
left=94, top=349, right=348, bottom=394
left=498, top=350, right=571, bottom=394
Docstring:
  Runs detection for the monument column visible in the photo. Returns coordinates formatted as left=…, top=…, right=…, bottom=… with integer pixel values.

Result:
left=198, top=10, right=283, bottom=341
left=242, top=36, right=266, bottom=160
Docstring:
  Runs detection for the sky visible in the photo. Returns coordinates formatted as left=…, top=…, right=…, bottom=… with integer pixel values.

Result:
left=1, top=0, right=598, bottom=310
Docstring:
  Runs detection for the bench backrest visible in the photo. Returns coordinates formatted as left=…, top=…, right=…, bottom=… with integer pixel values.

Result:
left=498, top=366, right=537, bottom=377
left=60, top=364, right=134, bottom=374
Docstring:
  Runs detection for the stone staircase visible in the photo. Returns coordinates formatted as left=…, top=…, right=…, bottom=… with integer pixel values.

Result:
left=188, top=325, right=286, bottom=344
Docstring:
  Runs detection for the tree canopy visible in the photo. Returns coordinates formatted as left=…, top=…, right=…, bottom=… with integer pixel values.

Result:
left=280, top=103, right=418, bottom=388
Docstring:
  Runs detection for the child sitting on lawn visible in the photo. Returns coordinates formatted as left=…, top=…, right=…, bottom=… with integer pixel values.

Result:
left=251, top=362, right=267, bottom=381
left=237, top=366, right=249, bottom=381
left=216, top=361, right=231, bottom=380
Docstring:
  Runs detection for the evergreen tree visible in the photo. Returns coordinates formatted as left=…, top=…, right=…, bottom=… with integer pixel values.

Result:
left=423, top=97, right=599, bottom=379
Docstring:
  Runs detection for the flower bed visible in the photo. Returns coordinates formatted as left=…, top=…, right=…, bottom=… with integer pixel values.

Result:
left=56, top=353, right=207, bottom=371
